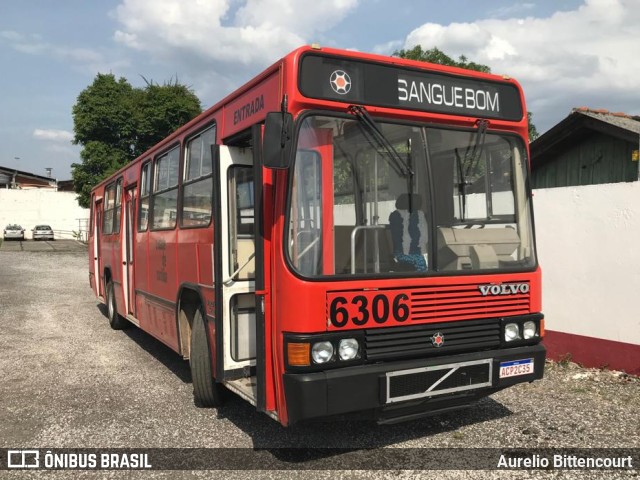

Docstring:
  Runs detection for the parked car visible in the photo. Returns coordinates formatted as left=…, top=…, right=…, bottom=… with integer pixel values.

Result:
left=3, top=224, right=25, bottom=241
left=32, top=225, right=55, bottom=241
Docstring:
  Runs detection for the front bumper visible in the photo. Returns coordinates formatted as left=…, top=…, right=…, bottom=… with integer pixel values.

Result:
left=283, top=344, right=545, bottom=424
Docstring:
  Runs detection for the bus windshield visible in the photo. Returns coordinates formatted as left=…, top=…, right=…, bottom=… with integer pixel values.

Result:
left=287, top=114, right=536, bottom=277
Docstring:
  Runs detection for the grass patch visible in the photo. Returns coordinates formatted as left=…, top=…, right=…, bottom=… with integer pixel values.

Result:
left=558, top=353, right=573, bottom=367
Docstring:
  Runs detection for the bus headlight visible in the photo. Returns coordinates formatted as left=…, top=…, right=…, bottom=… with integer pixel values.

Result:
left=523, top=321, right=537, bottom=339
left=338, top=338, right=359, bottom=361
left=285, top=333, right=365, bottom=371
left=311, top=341, right=334, bottom=364
left=504, top=323, right=520, bottom=342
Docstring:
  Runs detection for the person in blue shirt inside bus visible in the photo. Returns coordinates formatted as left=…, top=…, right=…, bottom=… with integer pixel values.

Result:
left=389, top=193, right=428, bottom=272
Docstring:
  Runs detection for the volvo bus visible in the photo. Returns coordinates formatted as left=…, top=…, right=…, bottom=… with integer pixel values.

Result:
left=88, top=45, right=545, bottom=426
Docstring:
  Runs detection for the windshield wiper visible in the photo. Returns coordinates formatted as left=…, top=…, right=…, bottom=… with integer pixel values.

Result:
left=455, top=119, right=488, bottom=221
left=348, top=105, right=414, bottom=177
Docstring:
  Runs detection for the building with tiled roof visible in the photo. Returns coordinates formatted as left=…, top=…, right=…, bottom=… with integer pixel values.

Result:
left=530, top=107, right=640, bottom=188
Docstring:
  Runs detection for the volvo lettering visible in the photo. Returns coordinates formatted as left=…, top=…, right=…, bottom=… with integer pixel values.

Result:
left=479, top=283, right=531, bottom=296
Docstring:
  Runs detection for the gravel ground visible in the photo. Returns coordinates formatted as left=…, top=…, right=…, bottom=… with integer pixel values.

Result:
left=0, top=249, right=638, bottom=479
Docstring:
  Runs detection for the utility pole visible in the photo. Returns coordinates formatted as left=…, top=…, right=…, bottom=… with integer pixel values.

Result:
left=12, top=157, right=20, bottom=189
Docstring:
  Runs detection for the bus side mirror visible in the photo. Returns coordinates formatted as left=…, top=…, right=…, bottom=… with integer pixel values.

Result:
left=263, top=112, right=293, bottom=169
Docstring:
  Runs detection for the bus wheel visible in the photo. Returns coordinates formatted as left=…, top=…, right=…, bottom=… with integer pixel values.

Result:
left=190, top=308, right=222, bottom=407
left=106, top=281, right=129, bottom=330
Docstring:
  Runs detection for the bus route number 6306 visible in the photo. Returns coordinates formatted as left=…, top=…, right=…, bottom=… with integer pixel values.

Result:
left=328, top=291, right=410, bottom=329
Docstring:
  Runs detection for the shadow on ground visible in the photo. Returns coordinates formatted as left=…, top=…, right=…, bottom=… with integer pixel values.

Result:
left=95, top=303, right=513, bottom=457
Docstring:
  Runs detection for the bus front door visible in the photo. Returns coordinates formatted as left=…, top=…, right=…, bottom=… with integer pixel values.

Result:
left=123, top=186, right=136, bottom=317
left=94, top=198, right=103, bottom=299
left=213, top=145, right=260, bottom=404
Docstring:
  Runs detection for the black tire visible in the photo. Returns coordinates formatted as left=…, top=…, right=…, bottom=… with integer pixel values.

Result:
left=190, top=308, right=222, bottom=407
left=106, top=281, right=129, bottom=330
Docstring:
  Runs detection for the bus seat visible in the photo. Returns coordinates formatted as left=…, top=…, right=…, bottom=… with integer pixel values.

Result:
left=334, top=224, right=396, bottom=274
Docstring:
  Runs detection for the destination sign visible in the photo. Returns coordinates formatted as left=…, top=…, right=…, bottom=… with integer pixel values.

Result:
left=299, top=53, right=523, bottom=121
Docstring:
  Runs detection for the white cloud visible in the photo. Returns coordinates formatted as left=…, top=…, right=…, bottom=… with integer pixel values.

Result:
left=235, top=0, right=358, bottom=37
left=489, top=2, right=535, bottom=18
left=402, top=0, right=640, bottom=132
left=1, top=29, right=129, bottom=74
left=0, top=30, right=24, bottom=42
left=33, top=129, right=74, bottom=142
left=113, top=0, right=359, bottom=67
left=372, top=39, right=403, bottom=56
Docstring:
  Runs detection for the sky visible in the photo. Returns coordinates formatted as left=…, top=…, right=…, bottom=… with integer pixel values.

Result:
left=1, top=0, right=639, bottom=180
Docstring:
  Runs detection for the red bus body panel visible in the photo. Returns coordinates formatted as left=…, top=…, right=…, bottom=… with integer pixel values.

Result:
left=89, top=45, right=541, bottom=426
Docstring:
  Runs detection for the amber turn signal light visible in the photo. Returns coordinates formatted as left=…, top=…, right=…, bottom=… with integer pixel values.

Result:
left=539, top=318, right=545, bottom=338
left=287, top=343, right=311, bottom=366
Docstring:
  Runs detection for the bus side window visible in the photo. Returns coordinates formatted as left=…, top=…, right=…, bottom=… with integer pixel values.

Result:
left=181, top=125, right=215, bottom=227
left=113, top=178, right=123, bottom=234
left=103, top=182, right=115, bottom=235
left=89, top=194, right=94, bottom=236
left=152, top=146, right=180, bottom=230
left=138, top=162, right=151, bottom=231
left=289, top=151, right=322, bottom=276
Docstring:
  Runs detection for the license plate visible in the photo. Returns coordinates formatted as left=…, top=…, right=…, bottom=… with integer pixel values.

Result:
left=499, top=358, right=534, bottom=378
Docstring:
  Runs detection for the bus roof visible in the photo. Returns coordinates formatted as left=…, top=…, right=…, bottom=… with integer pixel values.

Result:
left=91, top=45, right=525, bottom=191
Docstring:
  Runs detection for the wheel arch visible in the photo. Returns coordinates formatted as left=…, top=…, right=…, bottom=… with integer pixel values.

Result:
left=103, top=266, right=113, bottom=292
left=176, top=283, right=207, bottom=360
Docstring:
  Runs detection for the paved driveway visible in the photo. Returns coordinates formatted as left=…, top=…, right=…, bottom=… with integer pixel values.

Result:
left=0, top=238, right=86, bottom=252
left=0, top=249, right=637, bottom=478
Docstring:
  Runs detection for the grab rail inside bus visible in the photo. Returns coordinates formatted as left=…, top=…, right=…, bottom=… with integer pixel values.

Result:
left=223, top=252, right=256, bottom=286
left=350, top=225, right=385, bottom=274
left=295, top=234, right=320, bottom=262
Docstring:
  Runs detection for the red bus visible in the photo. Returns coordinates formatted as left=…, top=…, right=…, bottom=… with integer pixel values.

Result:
left=88, top=45, right=544, bottom=426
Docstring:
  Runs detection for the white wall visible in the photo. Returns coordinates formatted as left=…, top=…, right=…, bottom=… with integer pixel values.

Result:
left=0, top=189, right=89, bottom=239
left=2, top=182, right=637, bottom=346
left=333, top=192, right=514, bottom=225
left=533, top=182, right=640, bottom=345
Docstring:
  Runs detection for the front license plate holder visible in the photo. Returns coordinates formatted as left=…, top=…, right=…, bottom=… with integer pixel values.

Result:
left=499, top=358, right=534, bottom=379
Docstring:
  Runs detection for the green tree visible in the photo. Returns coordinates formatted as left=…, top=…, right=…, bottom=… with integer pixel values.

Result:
left=527, top=111, right=539, bottom=141
left=134, top=77, right=203, bottom=158
left=393, top=46, right=538, bottom=141
left=71, top=74, right=202, bottom=207
left=394, top=45, right=491, bottom=73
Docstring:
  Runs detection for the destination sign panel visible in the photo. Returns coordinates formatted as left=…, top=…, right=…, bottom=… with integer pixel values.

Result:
left=299, top=53, right=523, bottom=121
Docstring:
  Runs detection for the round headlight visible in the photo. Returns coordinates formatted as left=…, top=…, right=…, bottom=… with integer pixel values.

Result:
left=504, top=323, right=520, bottom=342
left=338, top=338, right=359, bottom=361
left=311, top=341, right=334, bottom=364
left=523, top=321, right=537, bottom=339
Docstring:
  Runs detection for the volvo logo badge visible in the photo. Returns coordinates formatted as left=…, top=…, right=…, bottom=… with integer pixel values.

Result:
left=478, top=283, right=530, bottom=296
left=329, top=70, right=352, bottom=94
left=431, top=332, right=445, bottom=348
